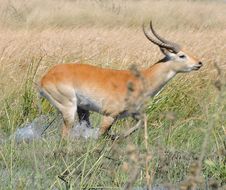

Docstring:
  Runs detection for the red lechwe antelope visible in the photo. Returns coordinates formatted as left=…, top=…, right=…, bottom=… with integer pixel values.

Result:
left=40, top=21, right=202, bottom=138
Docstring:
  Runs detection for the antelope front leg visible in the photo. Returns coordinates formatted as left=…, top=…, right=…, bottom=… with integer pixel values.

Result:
left=122, top=120, right=143, bottom=138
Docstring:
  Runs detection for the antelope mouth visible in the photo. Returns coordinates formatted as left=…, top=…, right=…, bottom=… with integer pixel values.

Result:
left=193, top=65, right=202, bottom=70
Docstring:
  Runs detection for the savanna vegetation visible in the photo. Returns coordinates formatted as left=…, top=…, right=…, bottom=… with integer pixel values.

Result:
left=0, top=0, right=225, bottom=189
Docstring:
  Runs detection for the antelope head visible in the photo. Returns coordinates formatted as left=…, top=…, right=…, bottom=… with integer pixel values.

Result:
left=143, top=21, right=203, bottom=73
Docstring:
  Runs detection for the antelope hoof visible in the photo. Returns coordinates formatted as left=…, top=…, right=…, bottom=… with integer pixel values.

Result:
left=108, top=133, right=120, bottom=141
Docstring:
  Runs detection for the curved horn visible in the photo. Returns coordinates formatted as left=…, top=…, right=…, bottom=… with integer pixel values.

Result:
left=143, top=23, right=174, bottom=50
left=149, top=21, right=181, bottom=53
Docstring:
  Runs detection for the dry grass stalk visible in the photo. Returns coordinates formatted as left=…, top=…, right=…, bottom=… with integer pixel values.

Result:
left=123, top=144, right=141, bottom=190
left=180, top=62, right=225, bottom=190
left=144, top=113, right=152, bottom=189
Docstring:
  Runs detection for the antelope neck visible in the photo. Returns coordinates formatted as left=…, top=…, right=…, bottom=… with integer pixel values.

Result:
left=141, top=62, right=176, bottom=97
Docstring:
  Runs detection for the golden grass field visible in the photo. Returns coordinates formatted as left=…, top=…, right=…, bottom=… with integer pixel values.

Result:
left=0, top=0, right=225, bottom=189
left=0, top=0, right=225, bottom=102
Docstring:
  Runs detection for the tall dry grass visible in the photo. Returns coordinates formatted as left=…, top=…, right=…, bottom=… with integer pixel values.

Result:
left=0, top=27, right=225, bottom=106
left=0, top=0, right=226, bottom=30
left=0, top=0, right=225, bottom=101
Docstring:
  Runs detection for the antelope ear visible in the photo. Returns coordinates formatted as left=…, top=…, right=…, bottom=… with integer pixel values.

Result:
left=155, top=49, right=171, bottom=64
left=160, top=47, right=176, bottom=56
left=160, top=48, right=168, bottom=55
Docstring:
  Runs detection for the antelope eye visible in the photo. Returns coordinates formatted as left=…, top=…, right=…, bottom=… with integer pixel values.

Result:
left=179, top=55, right=186, bottom=59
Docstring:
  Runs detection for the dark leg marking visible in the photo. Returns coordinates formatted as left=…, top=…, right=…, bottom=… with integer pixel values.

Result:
left=77, top=107, right=91, bottom=127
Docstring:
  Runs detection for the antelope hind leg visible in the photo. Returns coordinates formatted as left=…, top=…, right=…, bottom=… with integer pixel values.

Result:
left=77, top=107, right=91, bottom=128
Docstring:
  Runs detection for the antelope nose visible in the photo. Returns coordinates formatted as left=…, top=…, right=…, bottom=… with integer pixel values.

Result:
left=198, top=61, right=203, bottom=66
